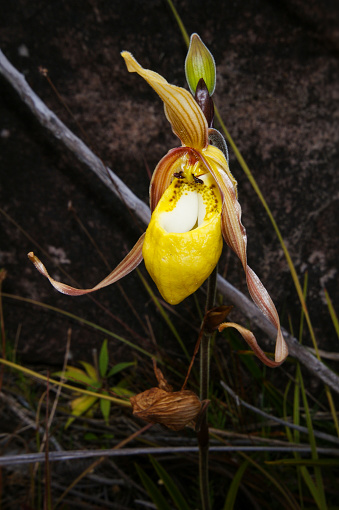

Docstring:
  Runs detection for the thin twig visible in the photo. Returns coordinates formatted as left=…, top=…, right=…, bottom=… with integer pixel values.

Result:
left=0, top=270, right=7, bottom=391
left=1, top=50, right=338, bottom=394
left=0, top=445, right=338, bottom=467
left=197, top=265, right=218, bottom=510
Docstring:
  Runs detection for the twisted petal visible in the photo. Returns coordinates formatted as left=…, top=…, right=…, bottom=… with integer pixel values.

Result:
left=218, top=322, right=284, bottom=367
left=193, top=146, right=288, bottom=363
left=121, top=51, right=208, bottom=150
left=28, top=233, right=145, bottom=296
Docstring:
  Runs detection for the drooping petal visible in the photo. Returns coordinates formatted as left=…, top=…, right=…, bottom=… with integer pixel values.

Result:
left=121, top=51, right=208, bottom=150
left=28, top=233, right=145, bottom=296
left=192, top=145, right=288, bottom=363
left=218, top=322, right=284, bottom=367
left=246, top=267, right=288, bottom=363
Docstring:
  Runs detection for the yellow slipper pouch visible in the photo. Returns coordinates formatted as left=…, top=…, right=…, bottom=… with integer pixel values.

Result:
left=143, top=173, right=223, bottom=305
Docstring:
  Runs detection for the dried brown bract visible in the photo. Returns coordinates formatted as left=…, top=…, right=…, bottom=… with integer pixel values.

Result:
left=130, top=387, right=202, bottom=431
left=130, top=360, right=202, bottom=431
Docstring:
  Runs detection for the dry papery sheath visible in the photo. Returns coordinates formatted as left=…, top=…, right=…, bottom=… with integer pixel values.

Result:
left=130, top=362, right=201, bottom=431
left=130, top=387, right=202, bottom=431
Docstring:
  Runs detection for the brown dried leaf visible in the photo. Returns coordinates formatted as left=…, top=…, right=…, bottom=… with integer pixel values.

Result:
left=203, top=305, right=233, bottom=332
left=130, top=388, right=202, bottom=431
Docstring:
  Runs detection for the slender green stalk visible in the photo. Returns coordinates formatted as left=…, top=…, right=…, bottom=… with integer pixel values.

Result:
left=198, top=265, right=218, bottom=510
left=198, top=336, right=211, bottom=510
left=0, top=358, right=131, bottom=407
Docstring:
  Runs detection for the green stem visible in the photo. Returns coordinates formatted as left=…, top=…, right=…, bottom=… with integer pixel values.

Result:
left=198, top=265, right=218, bottom=510
left=206, top=265, right=218, bottom=313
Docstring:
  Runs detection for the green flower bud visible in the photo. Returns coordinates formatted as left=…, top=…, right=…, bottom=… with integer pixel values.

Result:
left=185, top=33, right=216, bottom=96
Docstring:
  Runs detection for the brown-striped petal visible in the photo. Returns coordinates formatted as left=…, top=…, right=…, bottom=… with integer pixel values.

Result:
left=121, top=51, right=208, bottom=150
left=218, top=322, right=285, bottom=367
left=149, top=147, right=191, bottom=211
left=192, top=146, right=288, bottom=363
left=27, top=233, right=145, bottom=296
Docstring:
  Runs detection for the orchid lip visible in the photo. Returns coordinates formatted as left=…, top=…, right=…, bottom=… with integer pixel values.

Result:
left=159, top=173, right=215, bottom=234
left=159, top=190, right=199, bottom=233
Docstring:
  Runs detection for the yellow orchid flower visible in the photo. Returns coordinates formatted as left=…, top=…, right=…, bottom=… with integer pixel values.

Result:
left=28, top=48, right=288, bottom=364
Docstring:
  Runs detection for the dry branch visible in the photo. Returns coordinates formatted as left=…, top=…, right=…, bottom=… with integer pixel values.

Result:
left=1, top=445, right=338, bottom=467
left=1, top=50, right=338, bottom=394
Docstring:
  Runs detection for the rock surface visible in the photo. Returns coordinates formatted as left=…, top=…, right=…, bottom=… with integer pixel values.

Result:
left=0, top=0, right=338, bottom=363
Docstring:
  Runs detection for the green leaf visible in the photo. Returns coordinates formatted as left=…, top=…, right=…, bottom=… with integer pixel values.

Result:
left=223, top=460, right=250, bottom=510
left=107, top=361, right=135, bottom=378
left=99, top=339, right=109, bottom=378
left=65, top=395, right=97, bottom=429
left=300, top=466, right=326, bottom=509
left=100, top=393, right=111, bottom=424
left=185, top=33, right=216, bottom=96
left=110, top=385, right=134, bottom=398
left=88, top=380, right=102, bottom=391
left=102, top=433, right=114, bottom=440
left=149, top=457, right=191, bottom=510
left=135, top=464, right=172, bottom=510
left=54, top=367, right=94, bottom=387
left=80, top=361, right=98, bottom=381
left=84, top=432, right=98, bottom=441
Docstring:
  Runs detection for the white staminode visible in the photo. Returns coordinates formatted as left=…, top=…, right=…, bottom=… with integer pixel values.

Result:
left=159, top=174, right=212, bottom=234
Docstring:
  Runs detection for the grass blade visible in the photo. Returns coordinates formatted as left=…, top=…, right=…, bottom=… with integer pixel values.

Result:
left=149, top=456, right=191, bottom=510
left=107, top=361, right=136, bottom=377
left=135, top=463, right=172, bottom=510
left=324, top=289, right=339, bottom=338
left=223, top=459, right=249, bottom=510
left=298, top=365, right=328, bottom=510
left=0, top=358, right=131, bottom=407
left=266, top=459, right=339, bottom=467
left=99, top=339, right=109, bottom=378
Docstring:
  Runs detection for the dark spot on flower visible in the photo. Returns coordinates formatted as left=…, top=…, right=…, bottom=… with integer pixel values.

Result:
left=174, top=171, right=184, bottom=179
left=193, top=175, right=203, bottom=184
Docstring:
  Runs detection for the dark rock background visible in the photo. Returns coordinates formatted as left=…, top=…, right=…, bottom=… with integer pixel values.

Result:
left=0, top=0, right=338, bottom=366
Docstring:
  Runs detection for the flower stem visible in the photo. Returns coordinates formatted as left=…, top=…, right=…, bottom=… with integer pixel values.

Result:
left=198, top=265, right=217, bottom=510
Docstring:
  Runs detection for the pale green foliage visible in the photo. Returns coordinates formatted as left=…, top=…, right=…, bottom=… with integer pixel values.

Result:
left=54, top=340, right=135, bottom=428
